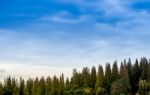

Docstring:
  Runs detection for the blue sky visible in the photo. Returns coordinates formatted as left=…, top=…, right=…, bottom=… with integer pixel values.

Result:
left=0, top=0, right=150, bottom=79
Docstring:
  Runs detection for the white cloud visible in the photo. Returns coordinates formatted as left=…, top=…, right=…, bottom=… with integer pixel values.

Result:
left=40, top=11, right=88, bottom=24
left=1, top=0, right=150, bottom=81
left=1, top=17, right=150, bottom=80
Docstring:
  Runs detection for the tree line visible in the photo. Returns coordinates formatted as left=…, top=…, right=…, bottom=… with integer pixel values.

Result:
left=0, top=57, right=150, bottom=95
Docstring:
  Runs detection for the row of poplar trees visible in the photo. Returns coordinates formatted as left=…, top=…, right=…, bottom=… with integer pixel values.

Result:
left=0, top=57, right=150, bottom=95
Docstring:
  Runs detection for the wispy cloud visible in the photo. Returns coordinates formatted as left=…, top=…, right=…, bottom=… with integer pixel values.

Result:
left=40, top=11, right=88, bottom=24
left=1, top=21, right=150, bottom=80
left=1, top=0, right=150, bottom=80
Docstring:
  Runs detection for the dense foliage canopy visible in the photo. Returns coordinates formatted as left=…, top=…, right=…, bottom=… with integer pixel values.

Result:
left=0, top=57, right=150, bottom=95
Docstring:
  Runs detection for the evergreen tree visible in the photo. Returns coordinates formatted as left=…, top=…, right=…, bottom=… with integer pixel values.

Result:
left=140, top=58, right=149, bottom=80
left=4, top=77, right=13, bottom=95
left=39, top=77, right=46, bottom=95
left=131, top=60, right=141, bottom=94
left=64, top=77, right=71, bottom=95
left=32, top=77, right=40, bottom=95
left=90, top=66, right=96, bottom=89
left=71, top=69, right=81, bottom=89
left=25, top=79, right=33, bottom=95
left=112, top=61, right=119, bottom=82
left=19, top=78, right=25, bottom=95
left=126, top=59, right=132, bottom=90
left=12, top=78, right=18, bottom=95
left=59, top=74, right=64, bottom=95
left=65, top=77, right=70, bottom=87
left=127, top=59, right=132, bottom=79
left=51, top=76, right=59, bottom=95
left=104, top=63, right=112, bottom=94
left=120, top=62, right=131, bottom=94
left=95, top=65, right=104, bottom=90
left=82, top=67, right=90, bottom=87
left=45, top=77, right=52, bottom=95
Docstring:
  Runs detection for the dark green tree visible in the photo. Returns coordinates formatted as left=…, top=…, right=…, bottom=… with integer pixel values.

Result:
left=39, top=77, right=46, bottom=95
left=131, top=59, right=141, bottom=94
left=112, top=61, right=119, bottom=82
left=19, top=78, right=25, bottom=95
left=119, top=62, right=131, bottom=94
left=59, top=74, right=64, bottom=95
left=95, top=65, right=104, bottom=93
left=25, top=79, right=33, bottom=95
left=104, top=63, right=112, bottom=95
left=45, top=77, right=52, bottom=95
left=140, top=58, right=149, bottom=80
left=90, top=66, right=96, bottom=89
left=51, top=76, right=59, bottom=95
left=32, top=77, right=40, bottom=95
left=71, top=69, right=81, bottom=89
left=4, top=77, right=13, bottom=95
left=11, top=78, right=18, bottom=95
left=82, top=67, right=90, bottom=88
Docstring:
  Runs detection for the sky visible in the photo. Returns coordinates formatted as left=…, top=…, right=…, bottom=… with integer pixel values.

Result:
left=0, top=0, right=150, bottom=80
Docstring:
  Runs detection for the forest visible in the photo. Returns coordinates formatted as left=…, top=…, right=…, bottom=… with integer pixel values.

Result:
left=0, top=57, right=150, bottom=95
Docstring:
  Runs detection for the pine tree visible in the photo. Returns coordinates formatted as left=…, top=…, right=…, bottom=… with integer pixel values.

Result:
left=51, top=76, right=59, bottom=95
left=45, top=77, right=52, bottom=95
left=39, top=77, right=46, bottom=95
left=104, top=63, right=112, bottom=94
left=140, top=58, right=149, bottom=80
left=131, top=59, right=141, bottom=94
left=71, top=69, right=81, bottom=89
left=119, top=62, right=131, bottom=94
left=11, top=78, right=18, bottom=95
left=19, top=78, right=25, bottom=95
left=64, top=77, right=71, bottom=95
left=127, top=59, right=132, bottom=79
left=65, top=77, right=70, bottom=87
left=59, top=74, right=64, bottom=95
left=25, top=79, right=33, bottom=95
left=112, top=61, right=119, bottom=82
left=90, top=66, right=96, bottom=89
left=32, top=77, right=40, bottom=95
left=95, top=65, right=104, bottom=90
left=4, top=77, right=13, bottom=95
left=127, top=59, right=133, bottom=91
left=82, top=67, right=91, bottom=88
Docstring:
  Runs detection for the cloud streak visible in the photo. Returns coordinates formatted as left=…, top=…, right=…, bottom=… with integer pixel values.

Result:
left=40, top=11, right=88, bottom=24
